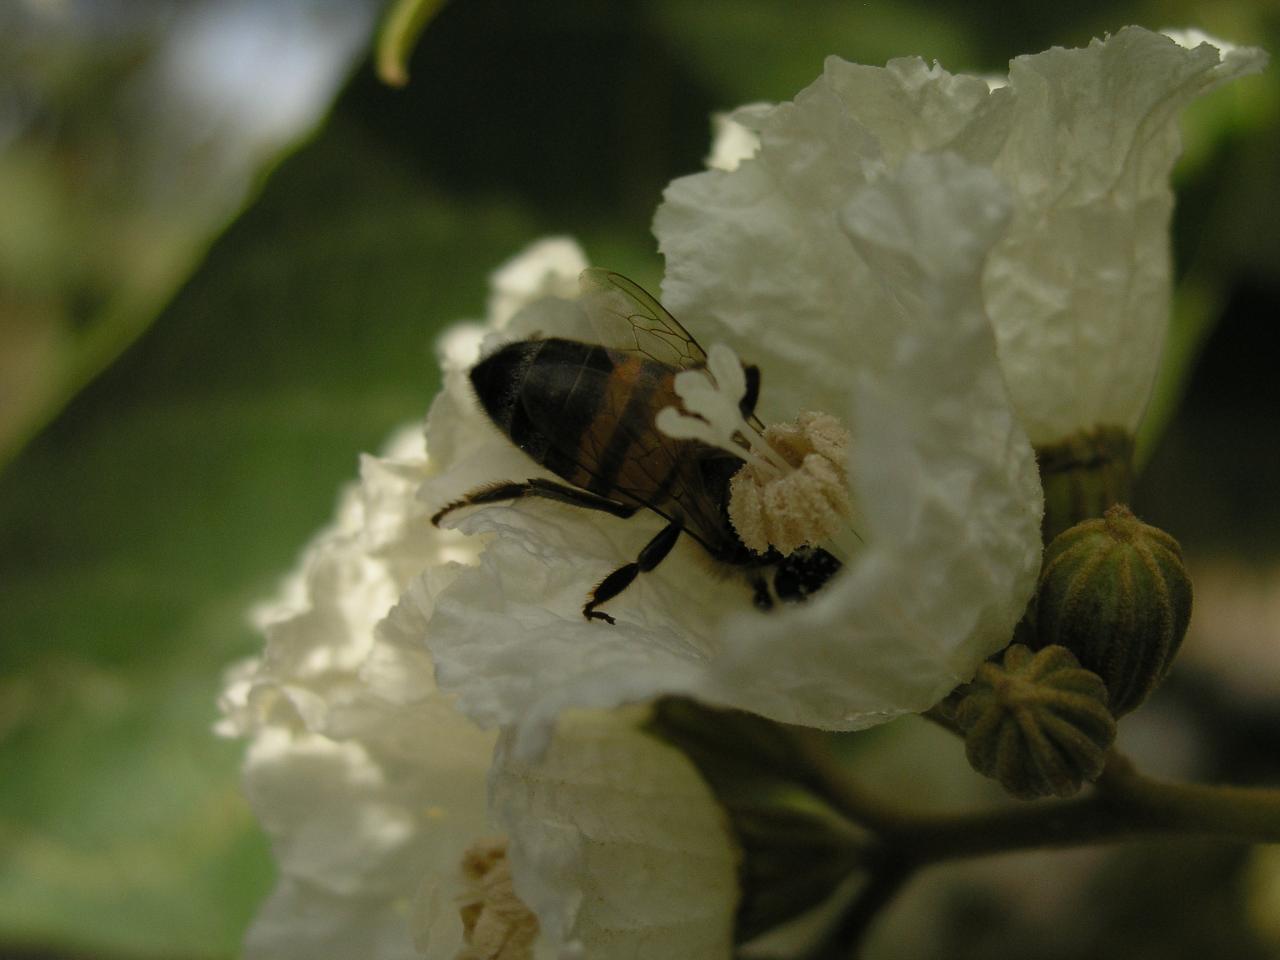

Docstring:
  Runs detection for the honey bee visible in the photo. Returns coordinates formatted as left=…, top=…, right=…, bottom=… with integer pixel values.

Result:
left=432, top=269, right=841, bottom=624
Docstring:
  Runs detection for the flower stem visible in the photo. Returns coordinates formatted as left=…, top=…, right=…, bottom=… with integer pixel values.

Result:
left=1097, top=753, right=1280, bottom=841
left=802, top=743, right=1280, bottom=952
left=873, top=750, right=1280, bottom=865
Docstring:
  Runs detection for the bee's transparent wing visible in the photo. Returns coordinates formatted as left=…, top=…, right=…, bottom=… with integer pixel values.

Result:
left=579, top=268, right=765, bottom=431
left=579, top=268, right=709, bottom=371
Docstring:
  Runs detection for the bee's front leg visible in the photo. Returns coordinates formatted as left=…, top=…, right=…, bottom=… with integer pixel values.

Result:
left=583, top=521, right=683, bottom=625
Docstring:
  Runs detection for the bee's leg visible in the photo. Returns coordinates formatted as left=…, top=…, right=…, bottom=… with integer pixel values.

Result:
left=740, top=364, right=761, bottom=419
left=751, top=575, right=773, bottom=611
left=432, top=478, right=637, bottom=526
left=583, top=521, right=682, bottom=625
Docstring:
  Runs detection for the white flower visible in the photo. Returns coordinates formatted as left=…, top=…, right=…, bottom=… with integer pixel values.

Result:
left=412, top=156, right=1042, bottom=760
left=980, top=28, right=1265, bottom=444
left=219, top=254, right=738, bottom=959
left=664, top=27, right=1266, bottom=447
left=409, top=29, right=1267, bottom=760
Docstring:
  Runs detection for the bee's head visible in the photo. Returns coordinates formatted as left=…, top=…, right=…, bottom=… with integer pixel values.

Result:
left=773, top=547, right=842, bottom=603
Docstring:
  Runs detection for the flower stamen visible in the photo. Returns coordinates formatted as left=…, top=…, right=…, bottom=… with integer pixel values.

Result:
left=730, top=411, right=853, bottom=557
left=455, top=837, right=539, bottom=960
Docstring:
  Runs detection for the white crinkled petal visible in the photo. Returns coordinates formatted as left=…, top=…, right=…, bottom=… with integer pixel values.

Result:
left=420, top=154, right=1041, bottom=751
left=244, top=730, right=421, bottom=900
left=417, top=475, right=738, bottom=756
left=706, top=109, right=763, bottom=171
left=654, top=55, right=997, bottom=426
left=492, top=709, right=738, bottom=960
left=974, top=27, right=1267, bottom=443
left=658, top=28, right=1266, bottom=446
left=704, top=153, right=1043, bottom=723
left=225, top=426, right=500, bottom=960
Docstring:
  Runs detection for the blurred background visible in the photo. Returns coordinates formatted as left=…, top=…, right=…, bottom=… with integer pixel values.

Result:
left=0, top=0, right=1277, bottom=957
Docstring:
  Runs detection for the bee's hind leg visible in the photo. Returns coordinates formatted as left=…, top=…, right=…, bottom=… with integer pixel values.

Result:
left=584, top=521, right=682, bottom=625
left=432, top=478, right=637, bottom=526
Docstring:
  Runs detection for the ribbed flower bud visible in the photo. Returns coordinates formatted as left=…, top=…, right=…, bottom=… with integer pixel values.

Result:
left=1032, top=504, right=1193, bottom=715
left=956, top=644, right=1116, bottom=800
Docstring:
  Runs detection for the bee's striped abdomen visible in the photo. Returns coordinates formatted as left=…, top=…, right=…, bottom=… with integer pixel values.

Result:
left=471, top=338, right=614, bottom=484
left=569, top=354, right=661, bottom=495
left=469, top=337, right=684, bottom=510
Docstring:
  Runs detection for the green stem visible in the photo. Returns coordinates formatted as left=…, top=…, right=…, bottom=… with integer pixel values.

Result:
left=796, top=748, right=1280, bottom=953
left=1098, top=753, right=1280, bottom=840
left=882, top=751, right=1280, bottom=865
left=793, top=719, right=1280, bottom=868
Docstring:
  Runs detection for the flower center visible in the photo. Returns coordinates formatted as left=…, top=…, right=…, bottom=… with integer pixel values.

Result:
left=455, top=837, right=539, bottom=960
left=729, top=411, right=852, bottom=556
left=656, top=343, right=855, bottom=558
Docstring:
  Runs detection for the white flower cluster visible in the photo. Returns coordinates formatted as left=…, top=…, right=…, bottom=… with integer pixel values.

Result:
left=223, top=27, right=1266, bottom=960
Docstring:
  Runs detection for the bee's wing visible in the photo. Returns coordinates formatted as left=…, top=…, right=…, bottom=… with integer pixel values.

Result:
left=579, top=269, right=709, bottom=371
left=580, top=268, right=765, bottom=432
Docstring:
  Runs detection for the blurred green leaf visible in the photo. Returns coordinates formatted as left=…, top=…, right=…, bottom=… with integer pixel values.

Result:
left=0, top=3, right=374, bottom=472
left=651, top=0, right=981, bottom=102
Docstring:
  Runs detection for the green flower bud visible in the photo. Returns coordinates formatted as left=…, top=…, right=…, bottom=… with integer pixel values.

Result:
left=1033, top=504, right=1193, bottom=715
left=957, top=644, right=1116, bottom=800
